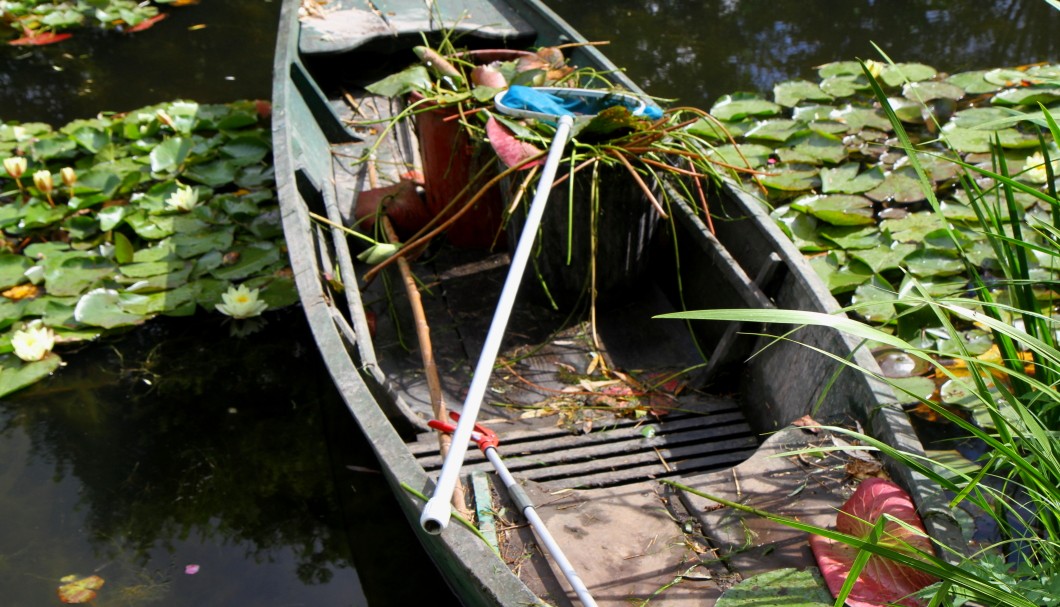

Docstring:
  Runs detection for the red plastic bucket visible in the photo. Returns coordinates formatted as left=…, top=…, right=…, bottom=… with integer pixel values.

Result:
left=412, top=50, right=534, bottom=249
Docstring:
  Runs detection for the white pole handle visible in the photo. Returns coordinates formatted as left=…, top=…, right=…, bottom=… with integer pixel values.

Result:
left=420, top=114, right=575, bottom=534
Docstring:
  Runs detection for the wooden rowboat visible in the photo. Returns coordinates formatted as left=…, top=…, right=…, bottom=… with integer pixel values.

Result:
left=272, top=1, right=957, bottom=605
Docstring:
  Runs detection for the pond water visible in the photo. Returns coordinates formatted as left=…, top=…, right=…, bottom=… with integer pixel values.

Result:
left=1, top=1, right=1057, bottom=606
left=546, top=0, right=1060, bottom=111
left=0, top=2, right=457, bottom=606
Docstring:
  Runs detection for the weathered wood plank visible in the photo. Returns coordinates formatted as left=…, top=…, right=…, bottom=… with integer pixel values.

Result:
left=300, top=0, right=535, bottom=55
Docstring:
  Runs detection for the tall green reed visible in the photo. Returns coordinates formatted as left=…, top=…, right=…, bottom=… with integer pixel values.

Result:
left=661, top=60, right=1060, bottom=606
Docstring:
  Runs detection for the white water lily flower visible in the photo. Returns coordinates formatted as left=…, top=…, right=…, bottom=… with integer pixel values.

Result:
left=1023, top=150, right=1059, bottom=184
left=11, top=320, right=55, bottom=362
left=216, top=284, right=268, bottom=319
left=165, top=183, right=200, bottom=211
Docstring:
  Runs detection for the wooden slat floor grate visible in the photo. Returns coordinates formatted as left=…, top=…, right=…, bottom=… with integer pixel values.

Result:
left=410, top=396, right=760, bottom=490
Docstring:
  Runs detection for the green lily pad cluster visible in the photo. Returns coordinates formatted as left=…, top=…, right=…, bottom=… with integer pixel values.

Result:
left=1, top=0, right=176, bottom=42
left=0, top=99, right=297, bottom=396
left=699, top=61, right=1059, bottom=325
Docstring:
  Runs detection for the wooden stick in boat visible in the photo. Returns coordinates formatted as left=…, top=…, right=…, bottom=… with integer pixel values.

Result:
left=368, top=162, right=469, bottom=516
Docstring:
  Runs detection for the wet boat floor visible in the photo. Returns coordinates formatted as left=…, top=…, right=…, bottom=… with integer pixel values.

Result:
left=371, top=247, right=761, bottom=491
left=366, top=247, right=860, bottom=606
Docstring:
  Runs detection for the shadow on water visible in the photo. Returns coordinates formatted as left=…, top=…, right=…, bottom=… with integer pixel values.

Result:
left=0, top=311, right=454, bottom=606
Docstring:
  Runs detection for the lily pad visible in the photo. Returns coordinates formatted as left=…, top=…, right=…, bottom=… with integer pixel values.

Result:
left=183, top=159, right=239, bottom=187
left=773, top=206, right=832, bottom=252
left=890, top=375, right=937, bottom=400
left=776, top=132, right=848, bottom=165
left=73, top=288, right=148, bottom=328
left=715, top=567, right=831, bottom=607
left=817, top=61, right=864, bottom=79
left=905, top=249, right=965, bottom=277
left=809, top=251, right=873, bottom=294
left=210, top=244, right=282, bottom=280
left=984, top=68, right=1033, bottom=87
left=757, top=166, right=820, bottom=192
left=366, top=65, right=432, bottom=97
left=991, top=86, right=1060, bottom=107
left=902, top=80, right=965, bottom=103
left=774, top=80, right=833, bottom=107
left=829, top=105, right=892, bottom=131
left=706, top=143, right=773, bottom=169
left=851, top=276, right=898, bottom=323
left=881, top=212, right=946, bottom=242
left=792, top=194, right=875, bottom=226
left=865, top=167, right=927, bottom=204
left=0, top=255, right=31, bottom=290
left=710, top=93, right=782, bottom=121
left=819, top=75, right=867, bottom=98
left=810, top=478, right=938, bottom=607
left=792, top=105, right=835, bottom=122
left=850, top=243, right=917, bottom=274
left=821, top=163, right=884, bottom=194
left=880, top=62, right=937, bottom=87
left=940, top=123, right=1040, bottom=153
left=819, top=224, right=885, bottom=250
left=149, top=137, right=192, bottom=173
left=744, top=119, right=804, bottom=143
left=945, top=70, right=1004, bottom=95
left=43, top=255, right=116, bottom=296
left=0, top=353, right=63, bottom=398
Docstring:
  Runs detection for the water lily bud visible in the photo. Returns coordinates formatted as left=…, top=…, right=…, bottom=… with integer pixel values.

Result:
left=356, top=242, right=399, bottom=265
left=3, top=156, right=26, bottom=179
left=60, top=167, right=77, bottom=188
left=11, top=320, right=55, bottom=362
left=23, top=265, right=44, bottom=285
left=33, top=170, right=53, bottom=194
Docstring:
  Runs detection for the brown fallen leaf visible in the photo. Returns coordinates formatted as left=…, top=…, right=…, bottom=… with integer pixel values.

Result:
left=58, top=574, right=104, bottom=604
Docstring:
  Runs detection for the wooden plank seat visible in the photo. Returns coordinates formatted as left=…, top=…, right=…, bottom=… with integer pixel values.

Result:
left=299, top=0, right=537, bottom=55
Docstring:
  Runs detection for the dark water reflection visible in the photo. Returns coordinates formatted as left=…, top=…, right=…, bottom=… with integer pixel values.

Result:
left=1, top=1, right=281, bottom=124
left=0, top=312, right=450, bottom=606
left=546, top=0, right=1060, bottom=109
left=1, top=1, right=456, bottom=605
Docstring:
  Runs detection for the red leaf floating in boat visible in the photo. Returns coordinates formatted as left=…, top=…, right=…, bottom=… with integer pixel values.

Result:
left=124, top=13, right=168, bottom=33
left=809, top=478, right=938, bottom=607
left=8, top=31, right=73, bottom=46
left=354, top=178, right=432, bottom=237
left=485, top=116, right=543, bottom=170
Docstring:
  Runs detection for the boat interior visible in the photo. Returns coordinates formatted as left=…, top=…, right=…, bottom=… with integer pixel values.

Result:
left=283, top=3, right=952, bottom=604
